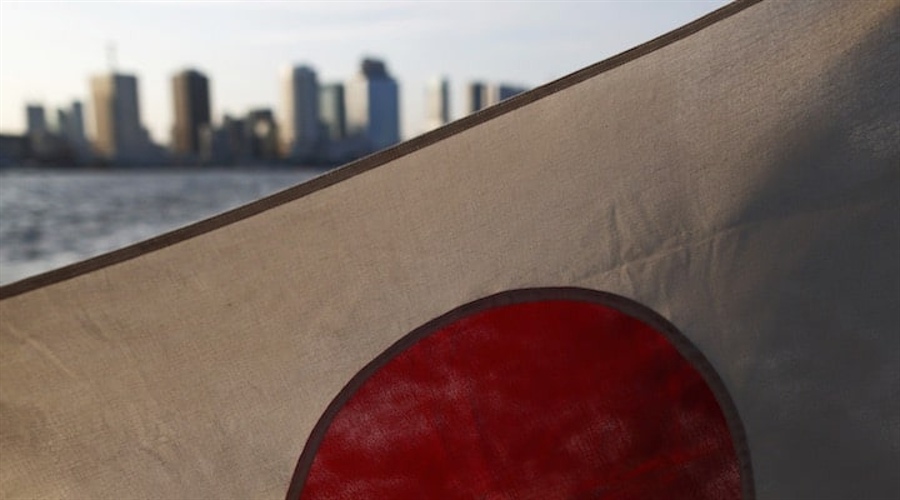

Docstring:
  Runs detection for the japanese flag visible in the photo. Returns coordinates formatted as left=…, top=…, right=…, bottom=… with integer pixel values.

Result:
left=1, top=0, right=897, bottom=498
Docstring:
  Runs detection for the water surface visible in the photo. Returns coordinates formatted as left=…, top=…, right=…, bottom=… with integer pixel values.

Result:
left=0, top=168, right=327, bottom=285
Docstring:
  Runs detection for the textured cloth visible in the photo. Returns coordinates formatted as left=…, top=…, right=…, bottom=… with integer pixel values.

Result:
left=1, top=0, right=898, bottom=498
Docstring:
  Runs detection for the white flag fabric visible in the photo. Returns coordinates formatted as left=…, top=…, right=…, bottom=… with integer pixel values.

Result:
left=1, top=0, right=898, bottom=498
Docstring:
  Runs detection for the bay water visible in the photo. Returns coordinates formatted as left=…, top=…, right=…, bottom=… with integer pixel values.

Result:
left=0, top=167, right=328, bottom=286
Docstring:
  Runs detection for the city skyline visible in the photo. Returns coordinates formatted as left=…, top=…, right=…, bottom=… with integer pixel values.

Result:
left=6, top=58, right=428, bottom=167
left=0, top=1, right=730, bottom=143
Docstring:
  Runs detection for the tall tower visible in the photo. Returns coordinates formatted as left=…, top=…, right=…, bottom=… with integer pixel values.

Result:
left=68, top=101, right=86, bottom=143
left=425, top=77, right=450, bottom=132
left=466, top=82, right=526, bottom=114
left=319, top=83, right=346, bottom=142
left=25, top=105, right=46, bottom=135
left=172, top=69, right=211, bottom=156
left=56, top=101, right=89, bottom=160
left=90, top=73, right=146, bottom=162
left=497, top=84, right=527, bottom=102
left=345, top=58, right=400, bottom=152
left=246, top=109, right=279, bottom=161
left=466, top=82, right=487, bottom=114
left=280, top=65, right=320, bottom=159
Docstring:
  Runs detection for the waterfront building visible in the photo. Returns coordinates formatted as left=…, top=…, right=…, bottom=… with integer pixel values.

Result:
left=90, top=73, right=149, bottom=163
left=319, top=83, right=346, bottom=142
left=69, top=101, right=86, bottom=142
left=280, top=65, right=320, bottom=160
left=55, top=102, right=86, bottom=142
left=25, top=105, right=46, bottom=135
left=53, top=101, right=90, bottom=163
left=0, top=134, right=30, bottom=167
left=466, top=82, right=528, bottom=114
left=246, top=109, right=279, bottom=161
left=497, top=84, right=528, bottom=102
left=424, top=77, right=450, bottom=132
left=319, top=82, right=372, bottom=164
left=198, top=123, right=226, bottom=165
left=346, top=58, right=400, bottom=152
left=223, top=115, right=249, bottom=162
left=198, top=114, right=251, bottom=165
left=172, top=69, right=211, bottom=157
left=55, top=109, right=69, bottom=135
left=466, top=82, right=487, bottom=114
left=484, top=84, right=527, bottom=108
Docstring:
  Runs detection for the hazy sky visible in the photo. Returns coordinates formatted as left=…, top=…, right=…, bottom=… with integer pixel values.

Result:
left=0, top=1, right=729, bottom=143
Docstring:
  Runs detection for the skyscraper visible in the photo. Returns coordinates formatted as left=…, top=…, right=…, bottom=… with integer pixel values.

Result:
left=319, top=83, right=346, bottom=142
left=346, top=58, right=400, bottom=152
left=497, top=84, right=528, bottom=103
left=25, top=105, right=46, bottom=135
left=280, top=65, right=320, bottom=159
left=68, top=101, right=86, bottom=145
left=90, top=73, right=147, bottom=163
left=172, top=69, right=211, bottom=156
left=466, top=82, right=487, bottom=114
left=53, top=101, right=89, bottom=162
left=246, top=109, right=279, bottom=161
left=55, top=101, right=86, bottom=144
left=56, top=109, right=70, bottom=136
left=424, top=77, right=450, bottom=132
left=466, top=82, right=528, bottom=115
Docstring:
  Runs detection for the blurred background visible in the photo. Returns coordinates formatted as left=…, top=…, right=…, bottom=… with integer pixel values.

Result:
left=0, top=0, right=728, bottom=285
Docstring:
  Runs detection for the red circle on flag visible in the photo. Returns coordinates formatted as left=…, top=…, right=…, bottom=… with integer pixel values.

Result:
left=288, top=289, right=750, bottom=499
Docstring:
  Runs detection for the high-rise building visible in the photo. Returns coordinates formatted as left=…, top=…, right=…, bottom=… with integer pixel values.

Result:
left=55, top=101, right=87, bottom=144
left=172, top=69, right=211, bottom=156
left=466, top=82, right=487, bottom=114
left=246, top=109, right=279, bottom=161
left=222, top=114, right=248, bottom=162
left=21, top=102, right=87, bottom=164
left=90, top=73, right=147, bottom=163
left=53, top=101, right=90, bottom=162
left=319, top=83, right=346, bottom=142
left=69, top=101, right=86, bottom=141
left=425, top=77, right=450, bottom=132
left=466, top=82, right=528, bottom=115
left=497, top=84, right=528, bottom=103
left=281, top=65, right=320, bottom=159
left=346, top=58, right=400, bottom=152
left=56, top=109, right=69, bottom=135
left=71, top=101, right=87, bottom=156
left=26, top=105, right=46, bottom=135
